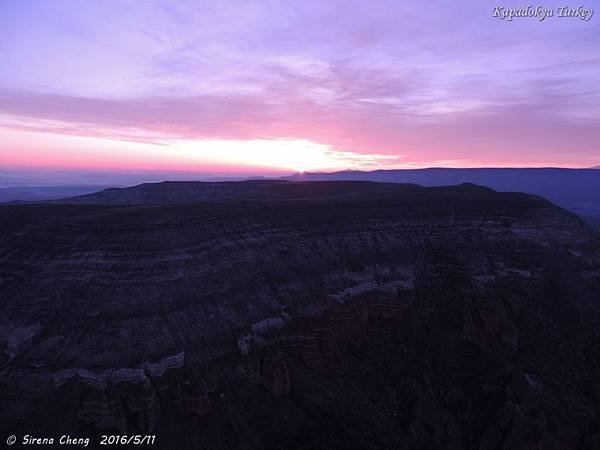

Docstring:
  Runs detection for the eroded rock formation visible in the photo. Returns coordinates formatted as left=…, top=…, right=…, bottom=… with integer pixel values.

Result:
left=1, top=181, right=600, bottom=449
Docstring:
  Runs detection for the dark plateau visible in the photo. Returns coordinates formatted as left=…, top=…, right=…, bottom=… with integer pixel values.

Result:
left=2, top=180, right=600, bottom=450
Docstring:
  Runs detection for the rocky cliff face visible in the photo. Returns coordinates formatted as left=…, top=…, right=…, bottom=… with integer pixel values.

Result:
left=1, top=182, right=600, bottom=449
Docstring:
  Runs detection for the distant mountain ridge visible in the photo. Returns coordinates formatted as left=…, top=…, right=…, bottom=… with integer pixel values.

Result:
left=51, top=179, right=599, bottom=232
left=287, top=168, right=600, bottom=220
left=0, top=185, right=119, bottom=202
left=57, top=180, right=490, bottom=204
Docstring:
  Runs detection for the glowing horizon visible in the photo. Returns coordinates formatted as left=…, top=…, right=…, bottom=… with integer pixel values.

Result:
left=1, top=0, right=599, bottom=182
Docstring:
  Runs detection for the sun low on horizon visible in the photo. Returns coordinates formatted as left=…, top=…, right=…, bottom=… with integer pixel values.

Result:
left=1, top=0, right=599, bottom=185
left=3, top=2, right=600, bottom=447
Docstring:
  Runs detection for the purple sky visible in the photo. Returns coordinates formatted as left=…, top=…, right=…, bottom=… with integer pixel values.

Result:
left=0, top=0, right=599, bottom=184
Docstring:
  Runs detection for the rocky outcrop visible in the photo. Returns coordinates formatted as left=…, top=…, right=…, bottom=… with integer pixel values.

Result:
left=52, top=352, right=191, bottom=432
left=1, top=182, right=600, bottom=449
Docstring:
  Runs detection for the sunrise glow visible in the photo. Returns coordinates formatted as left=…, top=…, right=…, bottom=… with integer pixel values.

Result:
left=1, top=0, right=599, bottom=184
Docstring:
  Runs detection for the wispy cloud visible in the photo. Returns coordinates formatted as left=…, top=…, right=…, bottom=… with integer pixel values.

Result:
left=1, top=0, right=599, bottom=174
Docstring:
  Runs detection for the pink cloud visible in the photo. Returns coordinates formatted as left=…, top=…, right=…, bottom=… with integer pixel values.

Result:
left=1, top=0, right=599, bottom=173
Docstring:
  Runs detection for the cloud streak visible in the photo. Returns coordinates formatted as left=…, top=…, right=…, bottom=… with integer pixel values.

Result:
left=1, top=0, right=599, bottom=177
